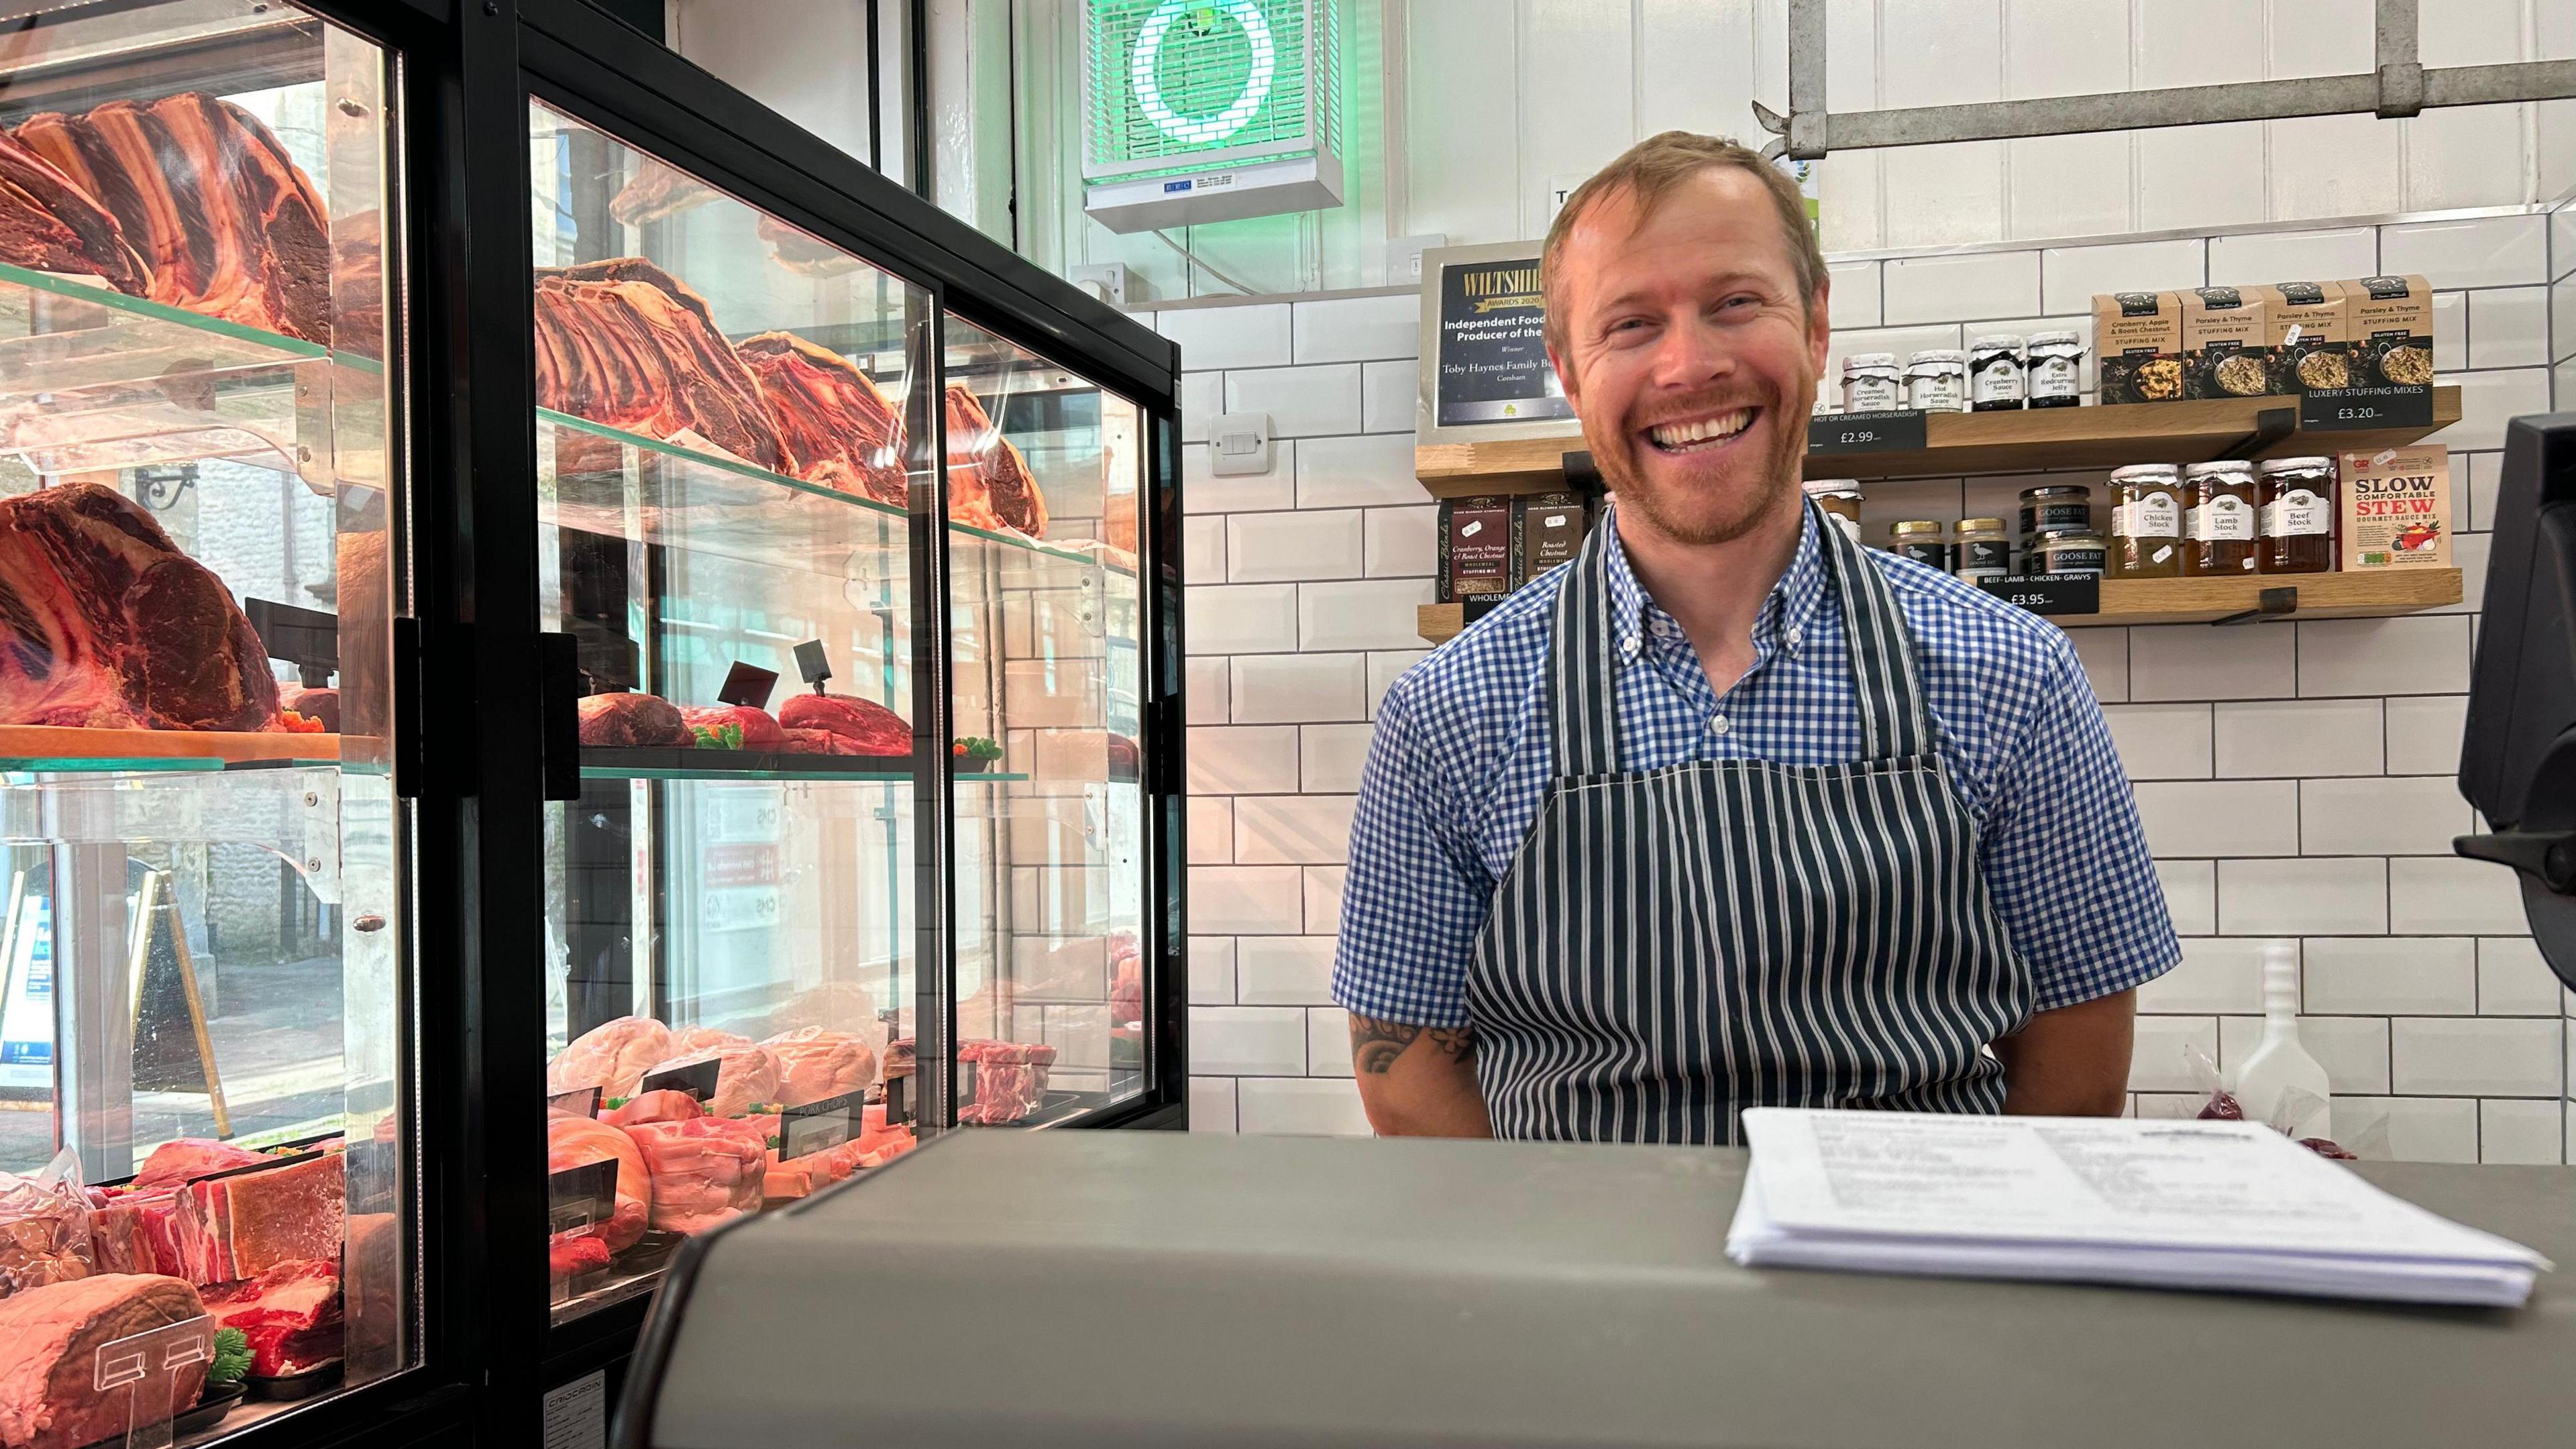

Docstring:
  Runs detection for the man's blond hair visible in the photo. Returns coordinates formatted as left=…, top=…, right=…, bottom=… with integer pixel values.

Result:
left=1540, top=130, right=1826, bottom=356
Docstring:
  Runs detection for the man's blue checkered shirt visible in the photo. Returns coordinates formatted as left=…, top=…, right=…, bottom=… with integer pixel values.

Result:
left=1332, top=501, right=2179, bottom=1030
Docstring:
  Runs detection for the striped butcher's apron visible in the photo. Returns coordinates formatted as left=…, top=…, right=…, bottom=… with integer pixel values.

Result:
left=1463, top=507, right=2033, bottom=1144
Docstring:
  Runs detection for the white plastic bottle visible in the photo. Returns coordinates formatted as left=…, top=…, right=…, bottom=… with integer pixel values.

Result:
left=2232, top=941, right=2333, bottom=1143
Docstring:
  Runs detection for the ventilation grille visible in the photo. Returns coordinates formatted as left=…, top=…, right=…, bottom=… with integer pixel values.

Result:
left=1084, top=0, right=1330, bottom=177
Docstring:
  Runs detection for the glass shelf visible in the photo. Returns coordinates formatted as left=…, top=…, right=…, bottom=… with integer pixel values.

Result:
left=0, top=726, right=344, bottom=773
left=578, top=745, right=1028, bottom=784
left=537, top=409, right=1136, bottom=578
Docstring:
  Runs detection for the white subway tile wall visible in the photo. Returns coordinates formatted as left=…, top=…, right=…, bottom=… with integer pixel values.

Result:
left=1144, top=207, right=2564, bottom=1154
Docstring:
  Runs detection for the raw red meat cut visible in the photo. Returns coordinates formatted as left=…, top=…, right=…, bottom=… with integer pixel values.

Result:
left=943, top=385, right=1048, bottom=536
left=282, top=686, right=337, bottom=733
left=549, top=1234, right=612, bottom=1281
left=170, top=1151, right=343, bottom=1285
left=199, top=1257, right=342, bottom=1377
left=781, top=727, right=869, bottom=755
left=737, top=331, right=909, bottom=505
left=776, top=692, right=910, bottom=756
left=0, top=1273, right=208, bottom=1449
left=957, top=1040, right=1059, bottom=1125
left=549, top=1015, right=676, bottom=1098
left=762, top=1027, right=878, bottom=1107
left=576, top=692, right=694, bottom=748
left=0, top=127, right=148, bottom=294
left=676, top=704, right=784, bottom=749
left=545, top=1116, right=648, bottom=1254
left=18, top=94, right=330, bottom=341
left=130, top=1138, right=268, bottom=1190
left=607, top=159, right=713, bottom=226
left=619, top=1118, right=766, bottom=1234
left=753, top=216, right=863, bottom=279
left=532, top=258, right=786, bottom=471
left=645, top=1038, right=781, bottom=1118
left=0, top=483, right=280, bottom=732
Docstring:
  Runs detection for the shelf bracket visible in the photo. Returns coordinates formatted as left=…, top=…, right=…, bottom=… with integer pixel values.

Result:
left=2218, top=407, right=2297, bottom=461
left=2211, top=586, right=2299, bottom=627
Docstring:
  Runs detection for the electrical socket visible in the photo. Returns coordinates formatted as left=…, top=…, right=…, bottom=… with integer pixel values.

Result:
left=1385, top=233, right=1447, bottom=287
left=1069, top=262, right=1134, bottom=307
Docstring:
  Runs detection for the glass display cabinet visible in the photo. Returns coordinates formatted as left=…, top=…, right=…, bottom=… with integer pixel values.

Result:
left=0, top=0, right=1183, bottom=1442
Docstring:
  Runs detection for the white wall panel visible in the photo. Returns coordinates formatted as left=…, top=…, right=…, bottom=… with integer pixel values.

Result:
left=1403, top=0, right=1523, bottom=248
left=1514, top=0, right=1637, bottom=239
left=1638, top=0, right=1761, bottom=142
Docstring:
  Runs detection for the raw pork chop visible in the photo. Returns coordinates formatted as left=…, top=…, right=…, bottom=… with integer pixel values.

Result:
left=0, top=483, right=279, bottom=731
left=547, top=1016, right=674, bottom=1099
left=0, top=1273, right=207, bottom=1449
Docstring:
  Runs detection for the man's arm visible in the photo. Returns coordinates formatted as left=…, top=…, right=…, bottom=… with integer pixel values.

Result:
left=1993, top=988, right=2134, bottom=1116
left=1349, top=1014, right=1493, bottom=1137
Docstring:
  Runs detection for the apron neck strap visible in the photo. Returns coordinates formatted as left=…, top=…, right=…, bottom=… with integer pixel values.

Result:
left=1548, top=512, right=1625, bottom=776
left=1811, top=500, right=1935, bottom=761
left=1550, top=499, right=1936, bottom=775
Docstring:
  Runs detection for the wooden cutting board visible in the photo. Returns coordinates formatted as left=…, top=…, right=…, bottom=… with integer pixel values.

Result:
left=0, top=725, right=340, bottom=763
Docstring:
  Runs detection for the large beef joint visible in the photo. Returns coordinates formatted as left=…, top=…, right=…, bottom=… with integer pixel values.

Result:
left=577, top=692, right=694, bottom=748
left=17, top=94, right=329, bottom=341
left=199, top=1257, right=342, bottom=1377
left=943, top=385, right=1048, bottom=537
left=0, top=128, right=148, bottom=294
left=777, top=692, right=910, bottom=757
left=0, top=1273, right=209, bottom=1449
left=0, top=483, right=279, bottom=731
left=172, top=1150, right=343, bottom=1285
left=533, top=258, right=786, bottom=471
left=737, top=332, right=909, bottom=506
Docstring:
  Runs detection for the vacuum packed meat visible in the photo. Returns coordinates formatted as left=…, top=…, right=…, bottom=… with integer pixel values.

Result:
left=943, top=384, right=1049, bottom=536
left=0, top=1273, right=209, bottom=1449
left=619, top=1118, right=766, bottom=1234
left=576, top=692, right=694, bottom=748
left=601, top=1089, right=702, bottom=1128
left=532, top=258, right=786, bottom=471
left=0, top=1152, right=91, bottom=1299
left=17, top=94, right=329, bottom=341
left=544, top=1117, right=648, bottom=1254
left=957, top=1040, right=1059, bottom=1125
left=762, top=1027, right=879, bottom=1107
left=776, top=692, right=910, bottom=756
left=0, top=483, right=281, bottom=731
left=737, top=331, right=910, bottom=505
left=0, top=127, right=148, bottom=293
left=645, top=1038, right=782, bottom=1119
left=547, top=1016, right=676, bottom=1099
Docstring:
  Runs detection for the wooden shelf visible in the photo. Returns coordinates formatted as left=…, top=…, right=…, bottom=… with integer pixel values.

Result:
left=1418, top=568, right=2461, bottom=644
left=0, top=725, right=341, bottom=771
left=1413, top=388, right=2461, bottom=494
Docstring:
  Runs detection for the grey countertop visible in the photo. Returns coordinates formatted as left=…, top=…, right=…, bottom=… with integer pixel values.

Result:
left=635, top=1130, right=2576, bottom=1449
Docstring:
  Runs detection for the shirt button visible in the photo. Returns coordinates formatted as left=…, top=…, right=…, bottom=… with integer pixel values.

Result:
left=1621, top=634, right=1641, bottom=656
left=1709, top=712, right=1731, bottom=737
left=1785, top=625, right=1803, bottom=649
left=1652, top=618, right=1678, bottom=639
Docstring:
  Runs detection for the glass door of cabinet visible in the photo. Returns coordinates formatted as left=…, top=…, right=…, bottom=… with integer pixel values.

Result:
left=941, top=317, right=1150, bottom=1126
left=527, top=100, right=936, bottom=1325
left=0, top=0, right=417, bottom=1439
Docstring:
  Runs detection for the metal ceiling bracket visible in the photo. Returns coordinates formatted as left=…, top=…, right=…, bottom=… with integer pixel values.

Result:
left=2375, top=0, right=2424, bottom=117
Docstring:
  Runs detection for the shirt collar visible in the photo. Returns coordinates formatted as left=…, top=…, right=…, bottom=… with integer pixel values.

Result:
left=1600, top=496, right=1829, bottom=661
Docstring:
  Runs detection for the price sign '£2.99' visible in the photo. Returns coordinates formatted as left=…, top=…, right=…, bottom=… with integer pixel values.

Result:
left=1807, top=409, right=1929, bottom=456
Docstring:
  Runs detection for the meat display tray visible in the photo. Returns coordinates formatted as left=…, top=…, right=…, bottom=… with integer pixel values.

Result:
left=0, top=724, right=341, bottom=772
left=579, top=745, right=1028, bottom=784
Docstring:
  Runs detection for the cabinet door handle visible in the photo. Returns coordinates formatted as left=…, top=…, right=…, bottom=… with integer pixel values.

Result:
left=539, top=630, right=581, bottom=802
left=391, top=616, right=423, bottom=798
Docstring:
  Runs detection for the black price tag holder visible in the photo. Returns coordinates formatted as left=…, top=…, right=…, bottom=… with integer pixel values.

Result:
left=776, top=1090, right=865, bottom=1160
left=1977, top=573, right=2101, bottom=618
left=718, top=661, right=780, bottom=709
left=548, top=1085, right=602, bottom=1118
left=2298, top=384, right=2432, bottom=431
left=637, top=1056, right=718, bottom=1102
left=1807, top=409, right=1928, bottom=456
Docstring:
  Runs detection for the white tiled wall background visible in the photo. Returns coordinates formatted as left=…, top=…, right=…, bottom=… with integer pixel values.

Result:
left=1154, top=209, right=2572, bottom=1158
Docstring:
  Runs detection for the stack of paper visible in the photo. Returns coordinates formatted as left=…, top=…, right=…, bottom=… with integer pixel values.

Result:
left=1726, top=1108, right=2549, bottom=1307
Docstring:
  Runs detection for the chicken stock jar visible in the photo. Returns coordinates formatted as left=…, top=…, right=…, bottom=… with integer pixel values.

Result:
left=2108, top=463, right=2183, bottom=579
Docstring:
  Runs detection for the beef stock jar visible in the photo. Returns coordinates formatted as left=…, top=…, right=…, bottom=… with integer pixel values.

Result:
left=2258, top=456, right=2337, bottom=574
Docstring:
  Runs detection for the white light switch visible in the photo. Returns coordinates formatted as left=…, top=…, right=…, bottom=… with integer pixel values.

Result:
left=1208, top=411, right=1273, bottom=476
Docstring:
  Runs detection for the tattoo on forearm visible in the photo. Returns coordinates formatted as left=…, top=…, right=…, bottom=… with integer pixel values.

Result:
left=1349, top=1014, right=1474, bottom=1075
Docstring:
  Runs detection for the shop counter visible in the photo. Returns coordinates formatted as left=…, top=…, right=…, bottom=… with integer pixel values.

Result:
left=618, top=1130, right=2575, bottom=1449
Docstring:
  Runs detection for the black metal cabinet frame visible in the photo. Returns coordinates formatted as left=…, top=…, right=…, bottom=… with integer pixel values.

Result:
left=418, top=0, right=1190, bottom=1430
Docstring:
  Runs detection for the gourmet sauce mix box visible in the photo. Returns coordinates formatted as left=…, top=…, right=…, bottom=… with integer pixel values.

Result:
left=2338, top=445, right=2451, bottom=571
left=1438, top=495, right=1517, bottom=602
left=2092, top=290, right=2184, bottom=405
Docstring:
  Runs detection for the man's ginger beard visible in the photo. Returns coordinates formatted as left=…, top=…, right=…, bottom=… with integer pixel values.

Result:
left=1580, top=376, right=1812, bottom=549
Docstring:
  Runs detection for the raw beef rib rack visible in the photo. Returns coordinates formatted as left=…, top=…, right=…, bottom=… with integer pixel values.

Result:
left=532, top=257, right=788, bottom=472
left=943, top=384, right=1047, bottom=537
left=737, top=331, right=910, bottom=506
left=0, top=482, right=280, bottom=731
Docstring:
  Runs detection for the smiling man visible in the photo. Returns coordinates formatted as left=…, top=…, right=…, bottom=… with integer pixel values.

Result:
left=1332, top=131, right=2178, bottom=1142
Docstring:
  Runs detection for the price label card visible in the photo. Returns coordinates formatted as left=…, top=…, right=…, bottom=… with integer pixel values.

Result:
left=637, top=1056, right=719, bottom=1102
left=2298, top=384, right=2432, bottom=431
left=547, top=1157, right=618, bottom=1235
left=776, top=1091, right=865, bottom=1159
left=1807, top=409, right=1927, bottom=455
left=1977, top=572, right=2100, bottom=617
